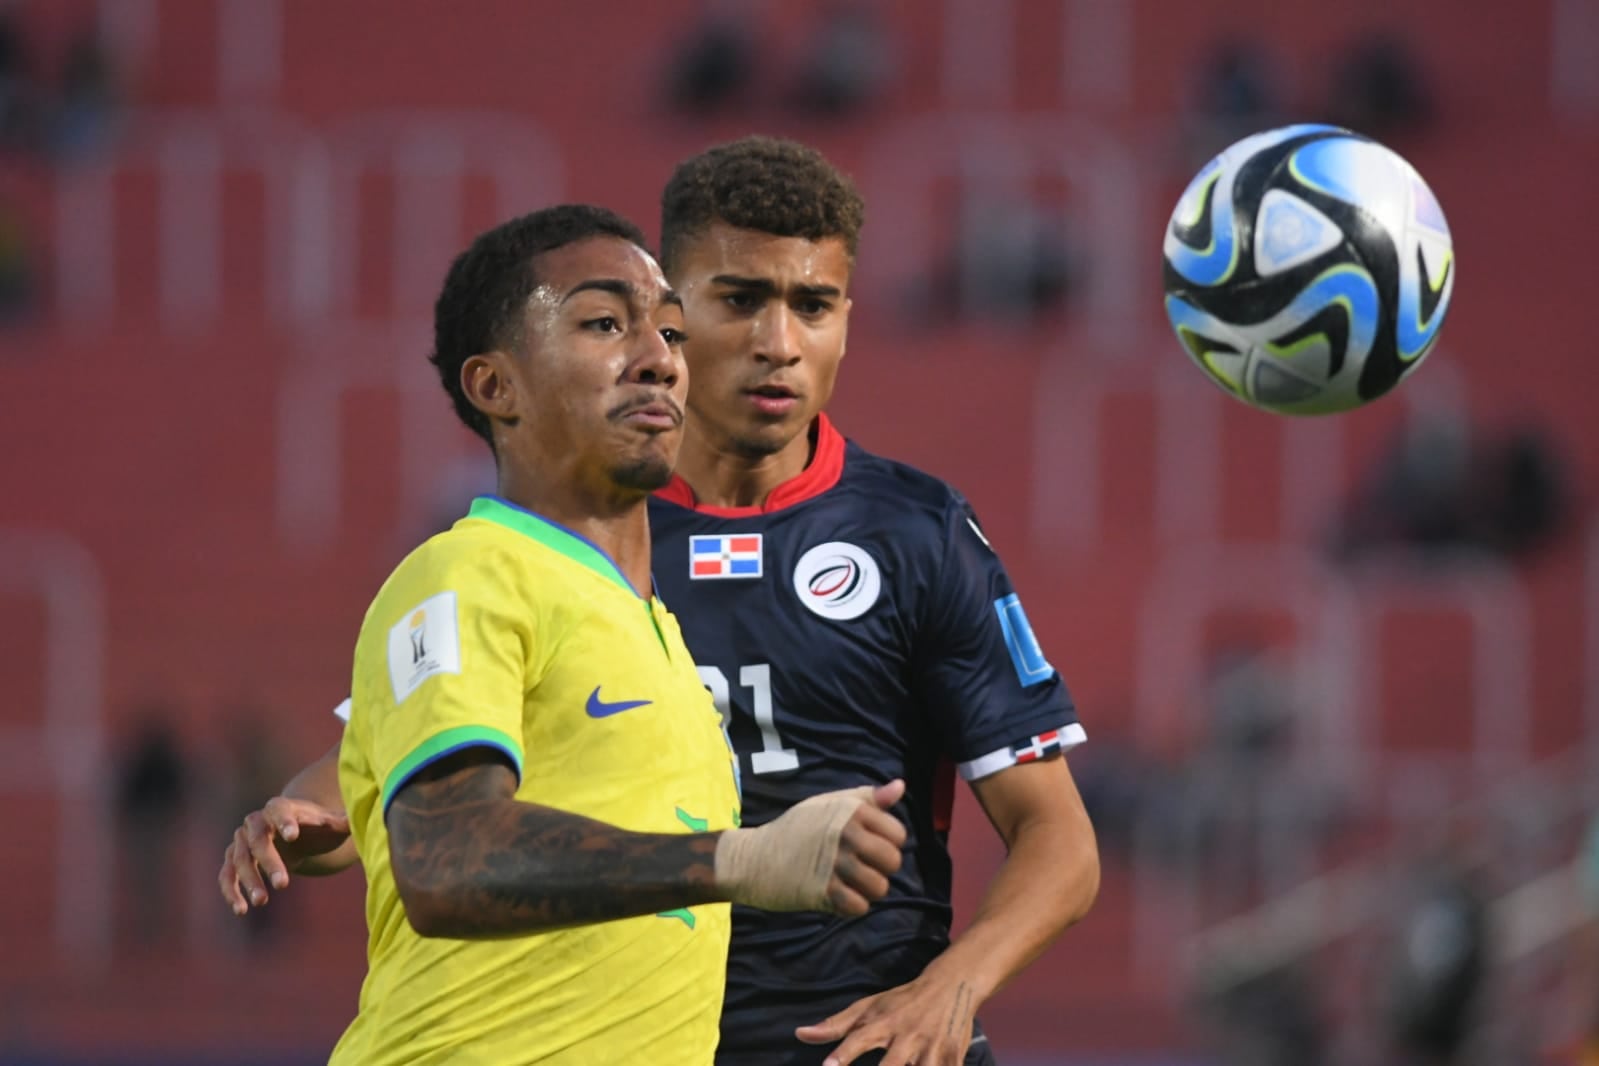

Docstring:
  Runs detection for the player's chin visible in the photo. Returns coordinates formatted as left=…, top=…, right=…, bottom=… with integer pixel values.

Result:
left=730, top=418, right=807, bottom=460
left=609, top=449, right=676, bottom=494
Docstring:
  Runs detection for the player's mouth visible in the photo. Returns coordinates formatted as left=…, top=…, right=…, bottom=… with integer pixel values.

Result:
left=610, top=394, right=683, bottom=432
left=744, top=383, right=801, bottom=417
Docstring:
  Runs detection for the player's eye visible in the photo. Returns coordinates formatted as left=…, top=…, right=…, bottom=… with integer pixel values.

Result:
left=660, top=327, right=689, bottom=347
left=724, top=291, right=759, bottom=312
left=795, top=298, right=832, bottom=316
left=582, top=316, right=621, bottom=333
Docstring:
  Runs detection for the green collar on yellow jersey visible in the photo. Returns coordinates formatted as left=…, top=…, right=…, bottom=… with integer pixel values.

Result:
left=468, top=495, right=645, bottom=598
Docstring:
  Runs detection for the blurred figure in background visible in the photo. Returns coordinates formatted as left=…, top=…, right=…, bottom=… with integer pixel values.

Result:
left=0, top=198, right=36, bottom=323
left=665, top=0, right=894, bottom=119
left=1180, top=38, right=1283, bottom=171
left=112, top=707, right=192, bottom=953
left=1187, top=643, right=1326, bottom=908
left=787, top=0, right=894, bottom=117
left=49, top=27, right=120, bottom=162
left=921, top=190, right=1078, bottom=323
left=665, top=0, right=757, bottom=115
left=1380, top=837, right=1489, bottom=1066
left=217, top=709, right=292, bottom=948
left=1330, top=412, right=1570, bottom=566
left=1196, top=960, right=1326, bottom=1066
left=1326, top=31, right=1434, bottom=142
left=0, top=7, right=36, bottom=152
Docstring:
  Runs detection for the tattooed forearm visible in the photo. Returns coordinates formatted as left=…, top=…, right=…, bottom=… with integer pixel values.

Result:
left=386, top=751, right=724, bottom=938
left=946, top=981, right=972, bottom=1038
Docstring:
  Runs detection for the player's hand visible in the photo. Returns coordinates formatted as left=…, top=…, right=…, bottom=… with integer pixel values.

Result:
left=796, top=969, right=978, bottom=1066
left=218, top=797, right=350, bottom=915
left=715, top=780, right=907, bottom=915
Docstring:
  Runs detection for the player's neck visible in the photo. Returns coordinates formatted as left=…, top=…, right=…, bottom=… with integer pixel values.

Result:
left=494, top=470, right=655, bottom=598
left=675, top=418, right=816, bottom=509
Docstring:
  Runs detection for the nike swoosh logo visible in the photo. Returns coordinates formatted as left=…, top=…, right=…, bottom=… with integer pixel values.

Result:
left=585, top=687, right=653, bottom=718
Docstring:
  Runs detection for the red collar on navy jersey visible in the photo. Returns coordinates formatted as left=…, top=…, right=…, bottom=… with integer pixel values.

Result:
left=654, top=413, right=846, bottom=517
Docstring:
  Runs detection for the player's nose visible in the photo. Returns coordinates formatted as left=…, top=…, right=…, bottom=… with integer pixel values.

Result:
left=626, top=327, right=682, bottom=389
left=753, top=306, right=803, bottom=367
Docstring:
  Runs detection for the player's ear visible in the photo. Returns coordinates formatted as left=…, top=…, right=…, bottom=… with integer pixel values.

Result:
left=461, top=351, right=518, bottom=424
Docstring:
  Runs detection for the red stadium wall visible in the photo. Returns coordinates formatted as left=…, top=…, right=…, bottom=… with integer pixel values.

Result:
left=0, top=0, right=1592, bottom=1059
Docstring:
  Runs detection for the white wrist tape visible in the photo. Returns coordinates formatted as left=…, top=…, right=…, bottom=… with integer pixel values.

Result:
left=713, top=786, right=875, bottom=912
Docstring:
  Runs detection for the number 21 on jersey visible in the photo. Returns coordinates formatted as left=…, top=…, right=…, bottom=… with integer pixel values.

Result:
left=697, top=664, right=799, bottom=774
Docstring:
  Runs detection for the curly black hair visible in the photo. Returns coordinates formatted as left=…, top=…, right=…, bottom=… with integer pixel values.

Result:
left=429, top=204, right=649, bottom=446
left=659, top=136, right=865, bottom=274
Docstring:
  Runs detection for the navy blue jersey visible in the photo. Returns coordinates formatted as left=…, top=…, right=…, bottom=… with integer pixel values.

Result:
left=649, top=415, right=1083, bottom=1065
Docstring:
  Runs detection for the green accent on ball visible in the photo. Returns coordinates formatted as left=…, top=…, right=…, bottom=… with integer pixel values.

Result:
left=1426, top=248, right=1454, bottom=292
left=1180, top=170, right=1221, bottom=228
left=1264, top=296, right=1351, bottom=363
left=1173, top=171, right=1240, bottom=285
left=1200, top=352, right=1243, bottom=393
left=1179, top=327, right=1243, bottom=394
left=1287, top=151, right=1337, bottom=200
left=1266, top=334, right=1327, bottom=361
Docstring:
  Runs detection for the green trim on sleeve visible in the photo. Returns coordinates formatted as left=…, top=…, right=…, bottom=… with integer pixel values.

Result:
left=381, top=725, right=524, bottom=812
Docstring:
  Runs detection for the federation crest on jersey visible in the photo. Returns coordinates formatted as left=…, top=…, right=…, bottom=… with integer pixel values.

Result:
left=792, top=541, right=881, bottom=621
left=690, top=534, right=763, bottom=580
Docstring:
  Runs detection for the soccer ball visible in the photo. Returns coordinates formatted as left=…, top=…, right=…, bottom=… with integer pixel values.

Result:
left=1162, top=124, right=1455, bottom=415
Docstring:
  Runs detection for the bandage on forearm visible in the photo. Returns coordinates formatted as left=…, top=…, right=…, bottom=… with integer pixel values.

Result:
left=713, top=786, right=875, bottom=911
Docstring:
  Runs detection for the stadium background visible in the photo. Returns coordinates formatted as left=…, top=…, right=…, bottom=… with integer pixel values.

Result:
left=0, top=1, right=1596, bottom=1063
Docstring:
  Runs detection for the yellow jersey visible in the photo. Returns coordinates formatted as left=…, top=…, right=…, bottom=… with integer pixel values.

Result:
left=333, top=495, right=741, bottom=1066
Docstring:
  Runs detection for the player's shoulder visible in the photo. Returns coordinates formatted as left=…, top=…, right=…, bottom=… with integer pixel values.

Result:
left=365, top=519, right=526, bottom=619
left=402, top=518, right=519, bottom=577
left=839, top=439, right=970, bottom=529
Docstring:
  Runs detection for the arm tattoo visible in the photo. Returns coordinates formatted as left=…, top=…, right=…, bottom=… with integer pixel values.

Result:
left=386, top=750, right=722, bottom=937
left=946, top=982, right=972, bottom=1039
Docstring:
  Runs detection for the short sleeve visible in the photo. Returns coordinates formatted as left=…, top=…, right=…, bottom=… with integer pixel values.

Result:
left=912, top=493, right=1084, bottom=781
left=351, top=545, right=531, bottom=813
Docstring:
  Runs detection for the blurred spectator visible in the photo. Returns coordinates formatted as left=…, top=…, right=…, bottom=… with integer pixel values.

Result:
left=217, top=710, right=292, bottom=947
left=1485, top=425, right=1569, bottom=556
left=1338, top=411, right=1472, bottom=556
left=1327, top=32, right=1434, bottom=141
left=1181, top=38, right=1283, bottom=170
left=664, top=3, right=756, bottom=115
left=1381, top=843, right=1489, bottom=1066
left=1080, top=643, right=1336, bottom=914
left=1070, top=735, right=1148, bottom=860
left=0, top=199, right=36, bottom=322
left=112, top=708, right=192, bottom=952
left=787, top=0, right=893, bottom=117
left=0, top=7, right=38, bottom=152
left=1197, top=960, right=1326, bottom=1066
left=1186, top=643, right=1336, bottom=906
left=921, top=190, right=1077, bottom=322
left=49, top=29, right=120, bottom=162
left=1331, top=413, right=1571, bottom=565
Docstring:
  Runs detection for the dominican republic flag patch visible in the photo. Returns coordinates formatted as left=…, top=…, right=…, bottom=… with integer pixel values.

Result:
left=690, top=534, right=763, bottom=580
left=1012, top=729, right=1066, bottom=764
